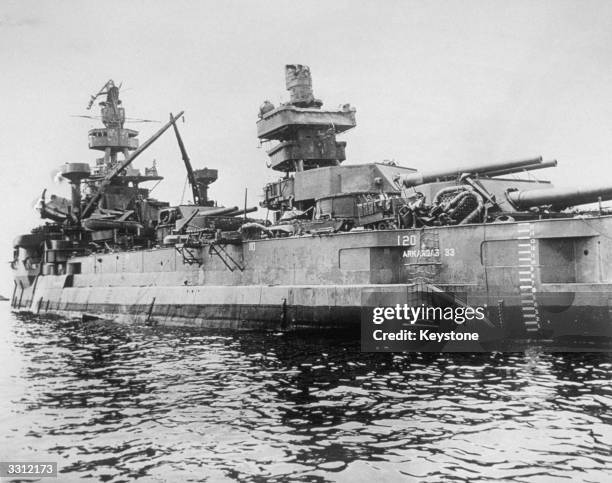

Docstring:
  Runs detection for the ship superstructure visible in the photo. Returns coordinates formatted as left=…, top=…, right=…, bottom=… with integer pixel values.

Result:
left=9, top=65, right=612, bottom=344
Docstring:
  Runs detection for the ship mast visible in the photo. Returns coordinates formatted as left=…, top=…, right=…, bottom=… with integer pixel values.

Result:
left=80, top=80, right=181, bottom=219
left=87, top=80, right=139, bottom=170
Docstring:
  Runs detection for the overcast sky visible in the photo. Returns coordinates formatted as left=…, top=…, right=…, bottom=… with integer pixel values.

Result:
left=1, top=0, right=612, bottom=295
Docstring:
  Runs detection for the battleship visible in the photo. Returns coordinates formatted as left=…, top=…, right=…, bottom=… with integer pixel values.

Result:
left=9, top=65, right=612, bottom=344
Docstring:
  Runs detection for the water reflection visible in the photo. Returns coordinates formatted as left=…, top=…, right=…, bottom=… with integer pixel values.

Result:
left=0, top=308, right=610, bottom=482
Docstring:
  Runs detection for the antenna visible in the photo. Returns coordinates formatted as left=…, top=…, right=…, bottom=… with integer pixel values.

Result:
left=86, top=80, right=116, bottom=110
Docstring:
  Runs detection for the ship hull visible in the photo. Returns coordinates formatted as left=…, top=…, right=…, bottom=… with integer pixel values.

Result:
left=11, top=216, right=612, bottom=342
left=12, top=280, right=612, bottom=340
left=14, top=281, right=366, bottom=330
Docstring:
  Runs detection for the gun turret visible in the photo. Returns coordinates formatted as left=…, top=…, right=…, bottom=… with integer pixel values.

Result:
left=506, top=184, right=612, bottom=210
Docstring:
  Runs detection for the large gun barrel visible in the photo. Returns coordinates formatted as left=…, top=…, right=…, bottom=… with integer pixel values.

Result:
left=507, top=184, right=612, bottom=210
left=195, top=206, right=240, bottom=217
left=398, top=157, right=543, bottom=188
left=226, top=206, right=258, bottom=217
left=485, top=160, right=557, bottom=178
left=175, top=205, right=240, bottom=233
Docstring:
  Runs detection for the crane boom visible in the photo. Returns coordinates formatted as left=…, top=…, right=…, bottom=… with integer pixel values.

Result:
left=170, top=113, right=200, bottom=205
left=82, top=110, right=185, bottom=218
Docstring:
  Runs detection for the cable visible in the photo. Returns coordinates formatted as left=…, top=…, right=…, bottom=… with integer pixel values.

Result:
left=576, top=216, right=612, bottom=241
left=180, top=175, right=188, bottom=205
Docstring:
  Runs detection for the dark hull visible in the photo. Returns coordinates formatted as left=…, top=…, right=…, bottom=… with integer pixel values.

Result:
left=12, top=217, right=612, bottom=343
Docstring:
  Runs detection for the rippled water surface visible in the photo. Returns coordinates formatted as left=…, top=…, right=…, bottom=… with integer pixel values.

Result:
left=0, top=304, right=611, bottom=482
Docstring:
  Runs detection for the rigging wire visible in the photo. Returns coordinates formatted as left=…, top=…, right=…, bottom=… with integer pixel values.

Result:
left=180, top=175, right=189, bottom=205
left=147, top=179, right=162, bottom=196
left=576, top=216, right=612, bottom=241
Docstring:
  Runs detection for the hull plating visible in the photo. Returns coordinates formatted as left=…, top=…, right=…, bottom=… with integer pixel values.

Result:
left=11, top=219, right=612, bottom=341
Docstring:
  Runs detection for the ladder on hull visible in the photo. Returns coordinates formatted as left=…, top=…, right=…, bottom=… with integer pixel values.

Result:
left=208, top=243, right=244, bottom=272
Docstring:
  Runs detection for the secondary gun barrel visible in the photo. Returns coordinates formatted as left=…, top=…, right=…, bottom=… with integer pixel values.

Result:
left=226, top=206, right=258, bottom=216
left=196, top=206, right=240, bottom=216
left=507, top=184, right=612, bottom=209
left=485, top=160, right=557, bottom=178
left=175, top=205, right=241, bottom=233
left=398, top=157, right=543, bottom=188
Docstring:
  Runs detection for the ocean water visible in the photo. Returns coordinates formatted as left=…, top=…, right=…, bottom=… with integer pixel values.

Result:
left=0, top=303, right=611, bottom=482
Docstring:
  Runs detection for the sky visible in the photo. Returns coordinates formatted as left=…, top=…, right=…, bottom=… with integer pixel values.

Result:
left=1, top=0, right=612, bottom=295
